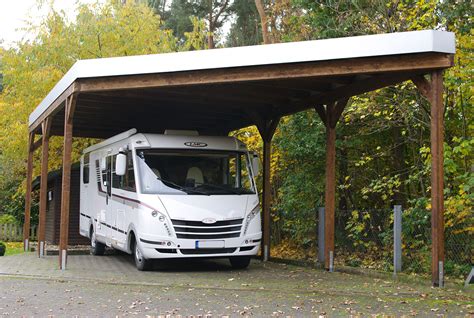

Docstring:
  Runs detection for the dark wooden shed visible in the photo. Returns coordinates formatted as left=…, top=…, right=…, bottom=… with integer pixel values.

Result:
left=32, top=164, right=89, bottom=246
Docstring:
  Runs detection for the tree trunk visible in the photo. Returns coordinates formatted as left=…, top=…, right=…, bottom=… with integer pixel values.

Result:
left=208, top=4, right=215, bottom=49
left=208, top=31, right=215, bottom=49
left=254, top=0, right=271, bottom=44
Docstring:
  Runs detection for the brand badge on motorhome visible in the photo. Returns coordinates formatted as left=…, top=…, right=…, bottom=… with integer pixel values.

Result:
left=202, top=218, right=217, bottom=224
left=184, top=142, right=208, bottom=147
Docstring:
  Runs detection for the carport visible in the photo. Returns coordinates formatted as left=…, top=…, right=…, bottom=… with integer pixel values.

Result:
left=25, top=30, right=455, bottom=286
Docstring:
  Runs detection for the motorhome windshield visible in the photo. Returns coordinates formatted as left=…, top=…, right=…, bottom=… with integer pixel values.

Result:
left=136, top=149, right=256, bottom=195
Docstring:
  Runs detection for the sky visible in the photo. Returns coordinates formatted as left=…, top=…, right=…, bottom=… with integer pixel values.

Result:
left=0, top=0, right=103, bottom=48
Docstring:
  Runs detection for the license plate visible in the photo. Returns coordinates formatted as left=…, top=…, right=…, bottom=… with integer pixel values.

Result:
left=195, top=240, right=225, bottom=249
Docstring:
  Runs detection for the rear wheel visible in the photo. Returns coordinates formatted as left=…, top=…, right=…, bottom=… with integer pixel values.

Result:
left=132, top=237, right=152, bottom=271
left=90, top=227, right=105, bottom=256
left=229, top=256, right=251, bottom=269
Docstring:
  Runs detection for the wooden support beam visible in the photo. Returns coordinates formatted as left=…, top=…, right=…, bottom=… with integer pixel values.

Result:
left=314, top=105, right=327, bottom=126
left=412, top=70, right=445, bottom=286
left=411, top=75, right=432, bottom=102
left=315, top=99, right=349, bottom=271
left=324, top=115, right=336, bottom=271
left=29, top=82, right=79, bottom=134
left=77, top=53, right=452, bottom=94
left=281, top=72, right=418, bottom=118
left=331, top=98, right=349, bottom=127
left=254, top=115, right=280, bottom=261
left=30, top=136, right=44, bottom=152
left=429, top=70, right=445, bottom=287
left=23, top=132, right=35, bottom=252
left=58, top=94, right=77, bottom=269
left=37, top=117, right=52, bottom=258
left=262, top=139, right=271, bottom=261
left=413, top=71, right=446, bottom=286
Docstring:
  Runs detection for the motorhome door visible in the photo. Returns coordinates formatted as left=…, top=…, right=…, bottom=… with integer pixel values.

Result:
left=97, top=155, right=112, bottom=244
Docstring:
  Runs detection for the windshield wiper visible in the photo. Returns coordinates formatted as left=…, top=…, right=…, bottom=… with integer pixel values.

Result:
left=196, top=182, right=243, bottom=195
left=157, top=177, right=209, bottom=195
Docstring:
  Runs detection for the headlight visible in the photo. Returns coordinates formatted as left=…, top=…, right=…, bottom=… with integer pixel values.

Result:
left=152, top=211, right=172, bottom=236
left=243, top=205, right=261, bottom=235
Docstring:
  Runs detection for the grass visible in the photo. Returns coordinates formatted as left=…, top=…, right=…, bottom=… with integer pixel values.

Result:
left=3, top=242, right=24, bottom=256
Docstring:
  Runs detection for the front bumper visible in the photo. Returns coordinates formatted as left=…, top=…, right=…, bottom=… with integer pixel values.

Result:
left=138, top=232, right=262, bottom=259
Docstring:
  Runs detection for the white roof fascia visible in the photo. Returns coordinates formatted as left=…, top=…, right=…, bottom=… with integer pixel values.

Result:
left=29, top=30, right=455, bottom=127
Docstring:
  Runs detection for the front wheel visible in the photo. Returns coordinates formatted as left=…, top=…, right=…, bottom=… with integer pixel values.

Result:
left=132, top=239, right=152, bottom=271
left=229, top=256, right=251, bottom=269
left=90, top=227, right=105, bottom=256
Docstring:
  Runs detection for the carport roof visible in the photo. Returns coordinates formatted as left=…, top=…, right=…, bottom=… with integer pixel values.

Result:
left=28, top=30, right=455, bottom=138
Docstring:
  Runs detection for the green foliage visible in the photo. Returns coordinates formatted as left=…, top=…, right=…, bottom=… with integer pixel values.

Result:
left=182, top=16, right=208, bottom=50
left=4, top=242, right=24, bottom=256
left=0, top=0, right=206, bottom=225
left=163, top=0, right=199, bottom=43
left=272, top=111, right=326, bottom=243
left=226, top=0, right=262, bottom=47
left=263, top=0, right=473, bottom=275
left=161, top=0, right=232, bottom=47
left=0, top=214, right=17, bottom=225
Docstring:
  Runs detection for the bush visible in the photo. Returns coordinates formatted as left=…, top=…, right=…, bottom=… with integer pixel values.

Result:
left=0, top=214, right=17, bottom=225
left=0, top=242, right=6, bottom=256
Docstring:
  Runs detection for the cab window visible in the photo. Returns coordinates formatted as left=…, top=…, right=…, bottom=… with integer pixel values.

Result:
left=112, top=152, right=136, bottom=192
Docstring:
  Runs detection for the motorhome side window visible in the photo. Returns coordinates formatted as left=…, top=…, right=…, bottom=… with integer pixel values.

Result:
left=112, top=152, right=136, bottom=192
left=82, top=153, right=90, bottom=184
left=229, top=154, right=252, bottom=190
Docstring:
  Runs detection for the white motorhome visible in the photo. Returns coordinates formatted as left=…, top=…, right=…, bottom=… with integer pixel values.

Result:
left=79, top=129, right=261, bottom=270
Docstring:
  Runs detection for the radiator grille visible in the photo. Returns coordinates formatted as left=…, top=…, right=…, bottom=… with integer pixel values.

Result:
left=171, top=218, right=243, bottom=240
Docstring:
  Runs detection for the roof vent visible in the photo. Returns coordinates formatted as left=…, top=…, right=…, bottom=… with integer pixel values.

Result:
left=164, top=130, right=199, bottom=136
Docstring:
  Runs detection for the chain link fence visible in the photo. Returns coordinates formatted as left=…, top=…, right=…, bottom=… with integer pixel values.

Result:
left=334, top=208, right=394, bottom=272
left=271, top=206, right=473, bottom=281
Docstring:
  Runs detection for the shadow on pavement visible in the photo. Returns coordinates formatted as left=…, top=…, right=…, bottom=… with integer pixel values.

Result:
left=109, top=252, right=239, bottom=273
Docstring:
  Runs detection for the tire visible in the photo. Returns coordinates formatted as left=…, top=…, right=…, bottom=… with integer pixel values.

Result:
left=229, top=256, right=251, bottom=269
left=132, top=238, right=152, bottom=271
left=90, top=227, right=105, bottom=256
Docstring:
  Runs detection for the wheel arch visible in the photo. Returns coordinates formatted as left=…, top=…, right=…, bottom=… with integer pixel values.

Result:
left=127, top=223, right=138, bottom=253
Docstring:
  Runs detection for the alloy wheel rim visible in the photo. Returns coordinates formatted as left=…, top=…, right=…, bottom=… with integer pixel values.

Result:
left=135, top=246, right=142, bottom=263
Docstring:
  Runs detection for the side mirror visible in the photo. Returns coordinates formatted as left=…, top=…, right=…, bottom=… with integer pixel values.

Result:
left=115, top=152, right=127, bottom=176
left=251, top=152, right=260, bottom=176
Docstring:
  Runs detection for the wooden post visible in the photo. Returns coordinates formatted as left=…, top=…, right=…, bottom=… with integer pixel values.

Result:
left=38, top=118, right=52, bottom=258
left=253, top=116, right=280, bottom=261
left=324, top=118, right=336, bottom=271
left=315, top=99, right=348, bottom=271
left=59, top=95, right=77, bottom=269
left=430, top=70, right=445, bottom=287
left=412, top=71, right=445, bottom=286
left=23, top=132, right=35, bottom=252
left=262, top=138, right=272, bottom=261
